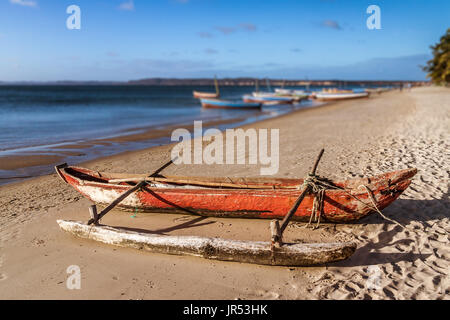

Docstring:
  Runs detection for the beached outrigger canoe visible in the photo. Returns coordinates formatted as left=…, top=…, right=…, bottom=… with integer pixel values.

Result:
left=200, top=98, right=262, bottom=110
left=55, top=165, right=416, bottom=223
left=55, top=149, right=415, bottom=266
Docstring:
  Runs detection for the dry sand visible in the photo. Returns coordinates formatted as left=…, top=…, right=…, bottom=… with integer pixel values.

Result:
left=0, top=87, right=448, bottom=299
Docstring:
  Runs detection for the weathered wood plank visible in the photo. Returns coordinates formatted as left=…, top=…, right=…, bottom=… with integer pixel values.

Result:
left=57, top=220, right=356, bottom=266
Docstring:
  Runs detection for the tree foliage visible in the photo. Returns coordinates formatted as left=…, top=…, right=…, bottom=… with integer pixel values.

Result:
left=423, top=28, right=450, bottom=85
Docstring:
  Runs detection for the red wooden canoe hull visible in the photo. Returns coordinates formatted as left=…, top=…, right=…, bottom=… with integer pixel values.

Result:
left=56, top=166, right=417, bottom=223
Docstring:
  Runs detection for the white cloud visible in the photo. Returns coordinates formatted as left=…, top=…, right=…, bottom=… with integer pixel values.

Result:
left=239, top=23, right=257, bottom=32
left=10, top=0, right=37, bottom=7
left=198, top=32, right=213, bottom=38
left=204, top=48, right=218, bottom=55
left=106, top=51, right=120, bottom=57
left=321, top=20, right=341, bottom=30
left=119, top=0, right=134, bottom=11
left=212, top=23, right=258, bottom=36
left=215, top=26, right=236, bottom=35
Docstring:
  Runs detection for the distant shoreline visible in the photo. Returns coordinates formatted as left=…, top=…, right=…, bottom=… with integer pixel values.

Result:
left=0, top=78, right=429, bottom=87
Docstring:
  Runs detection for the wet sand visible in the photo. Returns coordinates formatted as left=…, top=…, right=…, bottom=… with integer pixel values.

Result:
left=0, top=116, right=250, bottom=185
left=0, top=87, right=448, bottom=299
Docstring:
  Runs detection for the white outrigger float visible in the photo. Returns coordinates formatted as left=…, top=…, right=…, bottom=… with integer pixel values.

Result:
left=57, top=220, right=356, bottom=266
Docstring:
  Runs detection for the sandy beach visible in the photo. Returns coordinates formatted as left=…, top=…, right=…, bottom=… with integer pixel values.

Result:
left=0, top=86, right=448, bottom=299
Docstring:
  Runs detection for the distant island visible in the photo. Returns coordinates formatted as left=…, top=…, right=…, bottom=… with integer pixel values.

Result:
left=0, top=78, right=428, bottom=87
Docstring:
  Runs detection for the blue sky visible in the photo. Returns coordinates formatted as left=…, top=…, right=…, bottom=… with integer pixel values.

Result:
left=0, top=0, right=448, bottom=81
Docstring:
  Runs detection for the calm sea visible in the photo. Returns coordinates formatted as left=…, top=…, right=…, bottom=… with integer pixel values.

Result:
left=0, top=85, right=266, bottom=152
left=0, top=84, right=327, bottom=184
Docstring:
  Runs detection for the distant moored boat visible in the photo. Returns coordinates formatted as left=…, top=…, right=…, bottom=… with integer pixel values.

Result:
left=193, top=76, right=220, bottom=99
left=243, top=94, right=295, bottom=104
left=252, top=91, right=277, bottom=98
left=314, top=91, right=369, bottom=101
left=193, top=91, right=219, bottom=99
left=274, top=88, right=293, bottom=95
left=200, top=98, right=262, bottom=109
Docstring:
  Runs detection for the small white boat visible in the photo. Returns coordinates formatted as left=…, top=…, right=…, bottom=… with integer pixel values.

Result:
left=200, top=98, right=262, bottom=109
left=252, top=91, right=276, bottom=98
left=314, top=91, right=369, bottom=101
left=243, top=94, right=295, bottom=104
left=274, top=88, right=293, bottom=95
left=193, top=76, right=220, bottom=99
left=293, top=90, right=309, bottom=96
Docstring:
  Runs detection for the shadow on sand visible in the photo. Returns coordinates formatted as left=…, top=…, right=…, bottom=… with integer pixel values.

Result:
left=110, top=216, right=216, bottom=236
left=332, top=223, right=432, bottom=267
left=352, top=195, right=449, bottom=225
left=330, top=195, right=449, bottom=267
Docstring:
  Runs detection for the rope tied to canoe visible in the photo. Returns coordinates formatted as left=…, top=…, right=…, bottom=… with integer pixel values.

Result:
left=301, top=174, right=330, bottom=228
left=300, top=171, right=437, bottom=270
left=358, top=185, right=406, bottom=229
left=300, top=173, right=407, bottom=230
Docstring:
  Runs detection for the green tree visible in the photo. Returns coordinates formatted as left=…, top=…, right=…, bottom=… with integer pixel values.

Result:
left=423, top=28, right=450, bottom=85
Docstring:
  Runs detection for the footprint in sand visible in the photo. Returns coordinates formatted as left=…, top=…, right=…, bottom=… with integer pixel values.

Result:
left=252, top=289, right=280, bottom=299
left=0, top=255, right=6, bottom=281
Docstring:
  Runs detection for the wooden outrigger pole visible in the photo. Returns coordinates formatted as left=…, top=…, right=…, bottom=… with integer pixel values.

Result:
left=270, top=149, right=324, bottom=247
left=85, top=157, right=178, bottom=226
